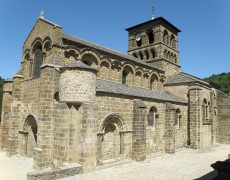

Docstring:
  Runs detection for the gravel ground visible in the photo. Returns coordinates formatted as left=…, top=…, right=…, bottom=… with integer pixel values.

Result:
left=0, top=144, right=229, bottom=180
left=0, top=151, right=33, bottom=180
left=63, top=144, right=230, bottom=180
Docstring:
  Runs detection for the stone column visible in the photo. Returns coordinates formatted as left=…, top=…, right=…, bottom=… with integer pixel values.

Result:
left=7, top=75, right=23, bottom=156
left=188, top=86, right=202, bottom=149
left=120, top=132, right=125, bottom=154
left=96, top=133, right=103, bottom=166
left=79, top=103, right=97, bottom=172
left=164, top=103, right=176, bottom=154
left=0, top=80, right=13, bottom=150
left=33, top=65, right=56, bottom=170
left=132, top=99, right=147, bottom=161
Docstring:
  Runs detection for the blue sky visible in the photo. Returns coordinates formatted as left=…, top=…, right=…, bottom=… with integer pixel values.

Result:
left=0, top=0, right=230, bottom=79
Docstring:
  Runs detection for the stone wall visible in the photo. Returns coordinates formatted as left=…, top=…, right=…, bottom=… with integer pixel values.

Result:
left=59, top=69, right=96, bottom=103
left=96, top=93, right=188, bottom=161
left=216, top=90, right=230, bottom=144
left=0, top=81, right=12, bottom=149
left=188, top=85, right=215, bottom=149
left=27, top=163, right=82, bottom=180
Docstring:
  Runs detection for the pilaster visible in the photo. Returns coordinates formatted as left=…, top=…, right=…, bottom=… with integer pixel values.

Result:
left=132, top=99, right=147, bottom=161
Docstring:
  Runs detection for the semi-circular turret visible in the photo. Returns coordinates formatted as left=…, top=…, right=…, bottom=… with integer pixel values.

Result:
left=59, top=61, right=97, bottom=103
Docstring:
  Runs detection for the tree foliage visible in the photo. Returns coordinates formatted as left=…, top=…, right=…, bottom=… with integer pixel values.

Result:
left=204, top=72, right=230, bottom=93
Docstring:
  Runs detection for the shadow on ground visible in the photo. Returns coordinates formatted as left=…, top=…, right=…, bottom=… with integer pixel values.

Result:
left=194, top=170, right=217, bottom=180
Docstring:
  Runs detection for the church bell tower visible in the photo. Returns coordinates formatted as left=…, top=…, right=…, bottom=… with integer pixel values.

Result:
left=125, top=17, right=181, bottom=77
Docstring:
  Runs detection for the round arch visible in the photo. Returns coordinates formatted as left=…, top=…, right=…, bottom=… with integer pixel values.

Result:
left=23, top=115, right=38, bottom=143
left=42, top=36, right=53, bottom=51
left=100, top=59, right=111, bottom=68
left=122, top=64, right=135, bottom=74
left=31, top=37, right=43, bottom=53
left=135, top=68, right=143, bottom=76
left=80, top=51, right=100, bottom=68
left=80, top=48, right=100, bottom=64
left=98, top=113, right=127, bottom=134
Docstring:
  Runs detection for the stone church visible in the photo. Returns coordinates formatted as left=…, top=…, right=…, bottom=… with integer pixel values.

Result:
left=1, top=13, right=230, bottom=174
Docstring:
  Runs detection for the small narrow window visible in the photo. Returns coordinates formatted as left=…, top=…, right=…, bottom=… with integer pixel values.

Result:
left=150, top=49, right=156, bottom=59
left=175, top=108, right=181, bottom=127
left=202, top=99, right=208, bottom=123
left=163, top=30, right=168, bottom=44
left=136, top=34, right=142, bottom=47
left=144, top=50, right=149, bottom=60
left=148, top=31, right=154, bottom=44
left=122, top=71, right=128, bottom=84
left=139, top=51, right=143, bottom=60
left=33, top=44, right=43, bottom=77
left=150, top=74, right=158, bottom=90
left=133, top=53, right=138, bottom=58
left=147, top=106, right=158, bottom=126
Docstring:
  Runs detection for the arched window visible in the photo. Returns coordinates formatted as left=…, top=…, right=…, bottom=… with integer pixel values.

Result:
left=150, top=49, right=156, bottom=59
left=163, top=49, right=167, bottom=59
left=136, top=35, right=142, bottom=47
left=175, top=108, right=181, bottom=127
left=81, top=53, right=98, bottom=68
left=170, top=53, right=173, bottom=61
left=33, top=44, right=43, bottom=77
left=163, top=30, right=168, bottom=44
left=139, top=51, right=143, bottom=60
left=147, top=106, right=158, bottom=126
left=122, top=71, right=128, bottom=84
left=133, top=53, right=138, bottom=58
left=170, top=34, right=175, bottom=48
left=122, top=66, right=134, bottom=85
left=148, top=31, right=154, bottom=44
left=174, top=55, right=177, bottom=63
left=150, top=74, right=158, bottom=90
left=202, top=99, right=209, bottom=122
left=144, top=50, right=149, bottom=60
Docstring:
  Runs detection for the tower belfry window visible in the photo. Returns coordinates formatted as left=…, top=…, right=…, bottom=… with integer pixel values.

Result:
left=136, top=34, right=142, bottom=47
left=148, top=31, right=154, bottom=44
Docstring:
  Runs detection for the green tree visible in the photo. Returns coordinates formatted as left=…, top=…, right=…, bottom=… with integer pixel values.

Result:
left=204, top=72, right=230, bottom=93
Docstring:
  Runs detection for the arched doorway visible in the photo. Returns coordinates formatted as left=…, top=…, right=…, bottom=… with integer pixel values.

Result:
left=20, top=115, right=38, bottom=157
left=97, top=113, right=128, bottom=165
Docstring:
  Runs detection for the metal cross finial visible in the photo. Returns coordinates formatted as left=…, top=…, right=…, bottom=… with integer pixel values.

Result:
left=40, top=10, right=45, bottom=19
left=151, top=6, right=155, bottom=20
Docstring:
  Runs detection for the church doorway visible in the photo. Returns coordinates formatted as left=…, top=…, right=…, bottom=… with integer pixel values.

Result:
left=19, top=115, right=38, bottom=157
left=97, top=113, right=127, bottom=165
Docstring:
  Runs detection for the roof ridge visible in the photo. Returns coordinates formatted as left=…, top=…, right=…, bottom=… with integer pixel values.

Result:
left=181, top=72, right=209, bottom=85
left=38, top=18, right=62, bottom=28
left=61, top=33, right=164, bottom=73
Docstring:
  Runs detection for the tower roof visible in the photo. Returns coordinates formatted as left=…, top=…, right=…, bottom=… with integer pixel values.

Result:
left=125, top=17, right=181, bottom=32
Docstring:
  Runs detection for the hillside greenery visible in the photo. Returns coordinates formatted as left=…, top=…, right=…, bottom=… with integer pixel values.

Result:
left=0, top=77, right=3, bottom=122
left=204, top=72, right=230, bottom=93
